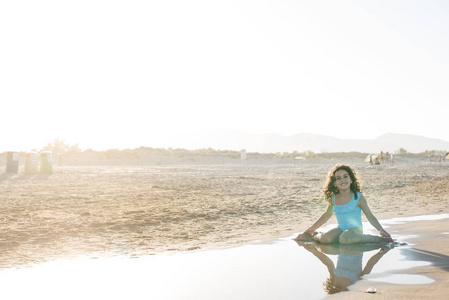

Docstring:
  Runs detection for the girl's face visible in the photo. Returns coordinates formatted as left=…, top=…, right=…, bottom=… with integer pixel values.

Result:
left=334, top=169, right=352, bottom=191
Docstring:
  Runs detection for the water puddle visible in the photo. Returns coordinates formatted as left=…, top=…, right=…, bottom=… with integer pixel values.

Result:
left=380, top=213, right=449, bottom=225
left=0, top=214, right=446, bottom=299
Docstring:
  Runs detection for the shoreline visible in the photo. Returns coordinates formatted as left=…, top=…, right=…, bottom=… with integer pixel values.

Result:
left=190, top=213, right=449, bottom=300
left=327, top=215, right=449, bottom=299
left=1, top=213, right=448, bottom=300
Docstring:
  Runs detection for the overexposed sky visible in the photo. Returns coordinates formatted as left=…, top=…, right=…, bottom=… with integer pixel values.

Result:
left=1, top=0, right=448, bottom=151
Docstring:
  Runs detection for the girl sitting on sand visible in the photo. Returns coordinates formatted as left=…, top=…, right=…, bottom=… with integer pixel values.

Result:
left=295, top=164, right=393, bottom=244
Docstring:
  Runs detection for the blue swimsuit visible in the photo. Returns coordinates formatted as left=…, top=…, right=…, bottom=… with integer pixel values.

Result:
left=333, top=191, right=363, bottom=232
left=334, top=253, right=363, bottom=283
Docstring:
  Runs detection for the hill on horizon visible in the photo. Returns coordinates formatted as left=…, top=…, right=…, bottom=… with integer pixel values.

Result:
left=173, top=131, right=449, bottom=154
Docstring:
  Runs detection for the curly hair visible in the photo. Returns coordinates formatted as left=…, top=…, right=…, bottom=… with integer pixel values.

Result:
left=323, top=278, right=348, bottom=294
left=322, top=164, right=362, bottom=204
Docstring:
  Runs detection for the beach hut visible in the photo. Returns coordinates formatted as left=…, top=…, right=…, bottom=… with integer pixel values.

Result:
left=39, top=151, right=53, bottom=174
left=25, top=152, right=39, bottom=174
left=6, top=151, right=19, bottom=173
left=241, top=149, right=247, bottom=164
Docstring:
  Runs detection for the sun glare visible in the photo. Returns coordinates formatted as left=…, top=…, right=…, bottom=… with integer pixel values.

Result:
left=1, top=1, right=448, bottom=152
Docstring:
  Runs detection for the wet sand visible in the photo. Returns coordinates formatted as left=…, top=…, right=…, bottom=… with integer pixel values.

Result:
left=0, top=215, right=447, bottom=299
left=329, top=216, right=449, bottom=299
left=1, top=161, right=449, bottom=298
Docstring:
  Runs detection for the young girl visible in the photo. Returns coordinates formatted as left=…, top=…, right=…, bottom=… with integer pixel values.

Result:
left=295, top=164, right=393, bottom=244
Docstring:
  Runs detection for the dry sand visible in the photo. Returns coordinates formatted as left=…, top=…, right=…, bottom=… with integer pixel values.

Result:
left=1, top=160, right=449, bottom=298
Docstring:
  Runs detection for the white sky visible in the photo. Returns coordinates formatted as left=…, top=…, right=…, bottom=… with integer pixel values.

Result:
left=1, top=0, right=448, bottom=151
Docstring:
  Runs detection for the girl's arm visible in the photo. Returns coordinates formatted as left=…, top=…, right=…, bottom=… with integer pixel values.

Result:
left=360, top=248, right=390, bottom=276
left=304, top=203, right=334, bottom=234
left=359, top=195, right=392, bottom=239
left=302, top=244, right=336, bottom=275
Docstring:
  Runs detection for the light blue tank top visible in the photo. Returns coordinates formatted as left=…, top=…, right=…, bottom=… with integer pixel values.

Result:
left=332, top=191, right=363, bottom=231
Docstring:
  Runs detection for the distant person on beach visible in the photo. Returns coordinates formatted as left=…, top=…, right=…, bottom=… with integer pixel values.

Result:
left=295, top=164, right=393, bottom=244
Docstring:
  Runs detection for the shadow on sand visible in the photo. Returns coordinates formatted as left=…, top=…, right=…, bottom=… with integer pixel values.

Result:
left=0, top=172, right=17, bottom=182
left=0, top=172, right=51, bottom=182
left=295, top=241, right=393, bottom=295
left=401, top=248, right=449, bottom=272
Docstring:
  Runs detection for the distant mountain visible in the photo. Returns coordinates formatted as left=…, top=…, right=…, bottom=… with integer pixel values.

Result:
left=173, top=131, right=449, bottom=153
left=373, top=133, right=449, bottom=153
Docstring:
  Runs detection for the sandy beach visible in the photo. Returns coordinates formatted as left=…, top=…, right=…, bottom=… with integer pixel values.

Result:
left=1, top=160, right=449, bottom=298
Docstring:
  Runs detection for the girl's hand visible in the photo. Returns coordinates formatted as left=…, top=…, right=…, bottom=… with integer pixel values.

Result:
left=379, top=247, right=391, bottom=255
left=295, top=227, right=315, bottom=241
left=379, top=229, right=394, bottom=242
left=303, top=243, right=318, bottom=252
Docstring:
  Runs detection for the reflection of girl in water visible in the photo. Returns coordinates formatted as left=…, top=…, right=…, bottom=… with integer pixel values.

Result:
left=296, top=164, right=393, bottom=244
left=299, top=242, right=390, bottom=294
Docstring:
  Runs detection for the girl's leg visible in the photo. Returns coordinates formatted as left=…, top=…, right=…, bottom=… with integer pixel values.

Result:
left=313, top=227, right=343, bottom=244
left=339, top=228, right=391, bottom=244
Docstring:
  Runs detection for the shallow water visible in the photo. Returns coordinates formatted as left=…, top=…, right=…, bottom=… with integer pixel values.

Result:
left=381, top=213, right=449, bottom=224
left=0, top=214, right=446, bottom=300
